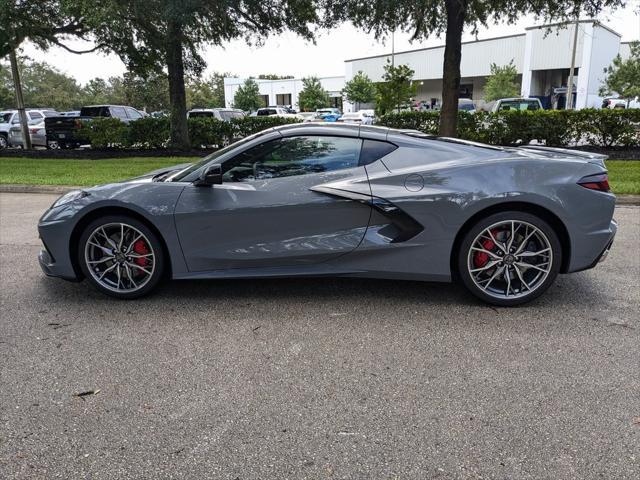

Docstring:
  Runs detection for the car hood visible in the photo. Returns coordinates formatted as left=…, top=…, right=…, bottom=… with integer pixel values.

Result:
left=125, top=162, right=193, bottom=183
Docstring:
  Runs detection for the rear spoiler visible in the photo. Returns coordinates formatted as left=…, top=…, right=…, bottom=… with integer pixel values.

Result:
left=518, top=146, right=608, bottom=168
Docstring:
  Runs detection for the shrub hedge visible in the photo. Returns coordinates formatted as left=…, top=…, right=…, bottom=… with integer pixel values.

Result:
left=377, top=109, right=640, bottom=147
left=79, top=109, right=639, bottom=149
left=81, top=115, right=301, bottom=149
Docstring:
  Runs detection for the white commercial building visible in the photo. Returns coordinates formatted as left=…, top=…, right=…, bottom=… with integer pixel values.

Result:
left=224, top=20, right=635, bottom=112
left=223, top=76, right=345, bottom=110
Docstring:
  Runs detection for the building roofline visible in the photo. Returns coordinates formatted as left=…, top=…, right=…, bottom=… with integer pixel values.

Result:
left=345, top=20, right=623, bottom=64
left=525, top=19, right=621, bottom=38
left=344, top=33, right=525, bottom=63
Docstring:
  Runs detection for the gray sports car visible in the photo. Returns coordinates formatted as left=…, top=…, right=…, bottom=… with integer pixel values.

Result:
left=38, top=123, right=616, bottom=306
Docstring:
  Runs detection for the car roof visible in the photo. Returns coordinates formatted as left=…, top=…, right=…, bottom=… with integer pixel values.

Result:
left=83, top=105, right=134, bottom=108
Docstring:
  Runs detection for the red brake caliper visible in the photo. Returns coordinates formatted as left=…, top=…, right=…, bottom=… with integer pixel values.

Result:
left=132, top=239, right=149, bottom=272
left=473, top=229, right=498, bottom=268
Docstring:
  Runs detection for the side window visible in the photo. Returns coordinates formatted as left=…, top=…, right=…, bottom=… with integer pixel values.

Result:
left=111, top=107, right=127, bottom=119
left=359, top=139, right=397, bottom=166
left=223, top=136, right=363, bottom=182
left=126, top=107, right=143, bottom=119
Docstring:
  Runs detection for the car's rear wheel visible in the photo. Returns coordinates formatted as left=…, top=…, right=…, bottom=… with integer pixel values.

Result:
left=457, top=211, right=561, bottom=306
left=78, top=215, right=165, bottom=299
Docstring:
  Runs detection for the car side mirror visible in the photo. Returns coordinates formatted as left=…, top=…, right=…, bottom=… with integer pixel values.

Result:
left=196, top=164, right=223, bottom=186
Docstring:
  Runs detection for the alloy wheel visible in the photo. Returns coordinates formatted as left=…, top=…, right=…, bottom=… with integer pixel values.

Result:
left=84, top=223, right=156, bottom=293
left=466, top=220, right=553, bottom=300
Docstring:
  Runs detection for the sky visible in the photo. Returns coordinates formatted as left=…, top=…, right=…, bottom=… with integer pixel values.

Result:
left=21, top=4, right=640, bottom=85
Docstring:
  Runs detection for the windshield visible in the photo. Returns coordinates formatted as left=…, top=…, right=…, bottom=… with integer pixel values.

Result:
left=43, top=111, right=59, bottom=117
left=171, top=129, right=274, bottom=182
left=188, top=111, right=213, bottom=118
left=219, top=111, right=244, bottom=121
left=499, top=100, right=540, bottom=111
left=80, top=106, right=111, bottom=117
left=458, top=103, right=475, bottom=111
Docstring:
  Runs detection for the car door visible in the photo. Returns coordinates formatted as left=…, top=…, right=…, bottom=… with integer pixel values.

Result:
left=174, top=134, right=373, bottom=272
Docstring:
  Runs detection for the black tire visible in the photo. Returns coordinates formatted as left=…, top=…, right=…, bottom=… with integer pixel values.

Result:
left=457, top=211, right=562, bottom=307
left=0, top=134, right=7, bottom=150
left=78, top=215, right=165, bottom=299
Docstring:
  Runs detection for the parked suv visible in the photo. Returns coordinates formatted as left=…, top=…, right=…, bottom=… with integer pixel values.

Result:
left=482, top=98, right=543, bottom=112
left=1, top=109, right=58, bottom=149
left=45, top=105, right=146, bottom=149
left=187, top=108, right=245, bottom=121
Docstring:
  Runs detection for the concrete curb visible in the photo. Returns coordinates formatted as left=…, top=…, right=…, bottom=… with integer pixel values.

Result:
left=1, top=184, right=639, bottom=205
left=615, top=195, right=640, bottom=205
left=0, top=184, right=83, bottom=194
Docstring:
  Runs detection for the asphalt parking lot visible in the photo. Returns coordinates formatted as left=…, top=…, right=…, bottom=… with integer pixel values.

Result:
left=0, top=192, right=638, bottom=479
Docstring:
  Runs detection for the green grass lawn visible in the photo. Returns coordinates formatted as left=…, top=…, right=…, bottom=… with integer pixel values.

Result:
left=0, top=156, right=639, bottom=194
left=606, top=160, right=640, bottom=195
left=0, top=157, right=198, bottom=186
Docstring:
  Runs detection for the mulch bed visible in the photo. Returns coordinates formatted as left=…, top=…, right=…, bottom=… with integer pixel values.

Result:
left=0, top=148, right=212, bottom=159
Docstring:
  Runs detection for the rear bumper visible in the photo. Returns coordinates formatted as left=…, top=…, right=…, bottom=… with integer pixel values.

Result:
left=589, top=221, right=616, bottom=268
left=570, top=219, right=617, bottom=273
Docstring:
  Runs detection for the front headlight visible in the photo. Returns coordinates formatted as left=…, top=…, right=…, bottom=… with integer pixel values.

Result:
left=52, top=190, right=89, bottom=208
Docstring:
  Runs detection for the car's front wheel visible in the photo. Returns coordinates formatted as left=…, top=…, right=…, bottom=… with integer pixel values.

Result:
left=78, top=215, right=165, bottom=299
left=0, top=134, right=7, bottom=150
left=457, top=211, right=561, bottom=306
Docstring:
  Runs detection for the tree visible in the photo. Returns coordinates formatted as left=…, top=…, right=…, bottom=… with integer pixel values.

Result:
left=374, top=62, right=415, bottom=115
left=0, top=57, right=84, bottom=110
left=298, top=76, right=330, bottom=111
left=186, top=72, right=233, bottom=109
left=82, top=78, right=116, bottom=106
left=233, top=78, right=263, bottom=112
left=81, top=0, right=319, bottom=149
left=258, top=74, right=294, bottom=80
left=1, top=0, right=98, bottom=148
left=323, top=1, right=626, bottom=137
left=483, top=60, right=519, bottom=102
left=342, top=70, right=376, bottom=110
left=0, top=1, right=96, bottom=58
left=600, top=41, right=640, bottom=103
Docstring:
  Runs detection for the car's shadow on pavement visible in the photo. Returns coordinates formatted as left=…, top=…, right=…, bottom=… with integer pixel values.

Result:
left=38, top=271, right=607, bottom=313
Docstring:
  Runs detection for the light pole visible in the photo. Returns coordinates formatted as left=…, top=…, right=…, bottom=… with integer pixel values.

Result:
left=9, top=50, right=32, bottom=150
left=566, top=16, right=580, bottom=110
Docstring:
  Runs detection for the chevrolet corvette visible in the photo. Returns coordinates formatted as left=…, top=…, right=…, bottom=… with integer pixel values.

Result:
left=38, top=123, right=616, bottom=306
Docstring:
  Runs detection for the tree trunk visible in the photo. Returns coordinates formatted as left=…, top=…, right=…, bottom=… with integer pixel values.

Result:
left=439, top=0, right=467, bottom=137
left=166, top=20, right=190, bottom=150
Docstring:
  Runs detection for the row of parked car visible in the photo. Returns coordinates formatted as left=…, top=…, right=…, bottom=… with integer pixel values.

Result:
left=190, top=106, right=376, bottom=124
left=0, top=104, right=379, bottom=149
left=0, top=105, right=149, bottom=149
left=15, top=95, right=611, bottom=149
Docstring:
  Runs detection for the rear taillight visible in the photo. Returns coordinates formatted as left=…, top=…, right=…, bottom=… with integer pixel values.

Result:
left=74, top=119, right=82, bottom=128
left=578, top=173, right=610, bottom=192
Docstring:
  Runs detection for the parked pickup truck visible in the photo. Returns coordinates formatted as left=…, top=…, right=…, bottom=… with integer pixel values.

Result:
left=45, top=105, right=146, bottom=148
